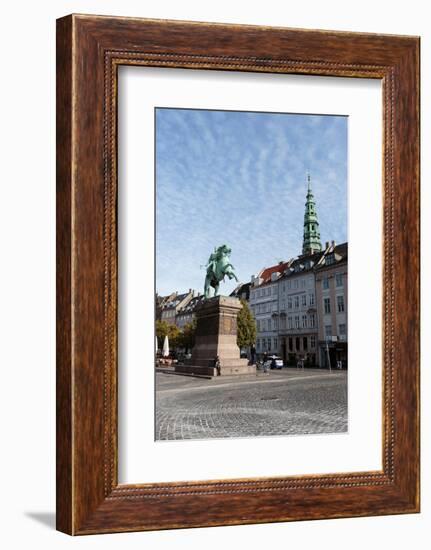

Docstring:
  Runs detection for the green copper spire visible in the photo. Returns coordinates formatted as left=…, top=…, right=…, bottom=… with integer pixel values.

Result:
left=302, top=173, right=322, bottom=255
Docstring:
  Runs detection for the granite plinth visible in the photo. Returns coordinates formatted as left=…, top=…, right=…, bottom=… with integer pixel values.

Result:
left=175, top=295, right=256, bottom=378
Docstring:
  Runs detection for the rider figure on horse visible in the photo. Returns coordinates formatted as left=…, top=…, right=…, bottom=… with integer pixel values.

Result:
left=204, top=244, right=239, bottom=298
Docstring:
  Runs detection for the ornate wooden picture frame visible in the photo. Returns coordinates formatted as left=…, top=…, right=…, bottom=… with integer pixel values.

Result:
left=56, top=14, right=420, bottom=535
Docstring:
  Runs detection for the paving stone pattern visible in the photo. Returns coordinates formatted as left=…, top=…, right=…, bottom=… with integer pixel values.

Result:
left=155, top=369, right=347, bottom=441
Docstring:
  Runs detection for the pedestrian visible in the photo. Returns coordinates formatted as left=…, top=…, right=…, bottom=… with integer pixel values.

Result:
left=214, top=355, right=221, bottom=376
left=251, top=345, right=256, bottom=365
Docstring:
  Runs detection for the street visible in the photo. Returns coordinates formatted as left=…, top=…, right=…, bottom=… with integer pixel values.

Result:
left=155, top=369, right=347, bottom=441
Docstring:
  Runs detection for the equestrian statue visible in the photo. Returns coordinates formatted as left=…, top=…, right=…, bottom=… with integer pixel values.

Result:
left=204, top=244, right=239, bottom=298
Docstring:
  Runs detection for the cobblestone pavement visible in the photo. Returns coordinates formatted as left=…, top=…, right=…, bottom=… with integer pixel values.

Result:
left=155, top=369, right=347, bottom=441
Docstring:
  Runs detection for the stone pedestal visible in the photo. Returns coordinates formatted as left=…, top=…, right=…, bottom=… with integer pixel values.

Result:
left=175, top=296, right=256, bottom=378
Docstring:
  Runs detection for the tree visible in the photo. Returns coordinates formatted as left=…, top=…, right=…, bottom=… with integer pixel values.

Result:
left=155, top=320, right=181, bottom=350
left=155, top=320, right=170, bottom=347
left=178, top=320, right=197, bottom=353
left=237, top=299, right=257, bottom=349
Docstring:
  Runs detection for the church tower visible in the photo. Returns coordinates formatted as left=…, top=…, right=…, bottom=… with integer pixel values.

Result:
left=302, top=174, right=322, bottom=255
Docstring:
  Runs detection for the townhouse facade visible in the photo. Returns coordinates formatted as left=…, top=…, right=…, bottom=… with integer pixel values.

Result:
left=249, top=263, right=289, bottom=357
left=277, top=254, right=321, bottom=366
left=315, top=242, right=348, bottom=368
left=175, top=294, right=205, bottom=328
left=159, top=289, right=195, bottom=325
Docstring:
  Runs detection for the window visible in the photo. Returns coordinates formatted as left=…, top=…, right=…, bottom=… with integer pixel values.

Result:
left=302, top=314, right=307, bottom=328
left=301, top=279, right=306, bottom=288
left=273, top=286, right=278, bottom=295
left=281, top=317, right=286, bottom=329
left=287, top=280, right=291, bottom=289
left=273, top=318, right=278, bottom=330
left=323, top=277, right=329, bottom=289
left=288, top=316, right=293, bottom=329
left=273, top=338, right=278, bottom=351
left=336, top=273, right=343, bottom=287
left=295, top=315, right=300, bottom=329
left=256, top=320, right=260, bottom=331
left=326, top=254, right=335, bottom=265
left=282, top=282, right=286, bottom=293
left=294, top=296, right=300, bottom=308
left=310, top=336, right=316, bottom=348
left=294, top=280, right=299, bottom=289
left=287, top=297, right=292, bottom=309
left=339, top=323, right=346, bottom=335
left=324, top=297, right=331, bottom=314
left=273, top=301, right=278, bottom=311
left=288, top=337, right=293, bottom=351
left=256, top=339, right=261, bottom=351
left=303, top=337, right=308, bottom=350
left=302, top=294, right=307, bottom=307
left=295, top=337, right=300, bottom=351
left=267, top=338, right=272, bottom=351
left=309, top=313, right=316, bottom=328
left=309, top=293, right=315, bottom=305
left=337, top=295, right=345, bottom=313
left=281, top=300, right=286, bottom=311
left=325, top=325, right=332, bottom=338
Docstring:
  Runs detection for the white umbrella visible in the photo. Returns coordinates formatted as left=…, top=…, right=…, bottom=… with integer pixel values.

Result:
left=162, top=335, right=169, bottom=357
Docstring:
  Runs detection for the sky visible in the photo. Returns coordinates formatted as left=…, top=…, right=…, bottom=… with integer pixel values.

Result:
left=155, top=108, right=347, bottom=296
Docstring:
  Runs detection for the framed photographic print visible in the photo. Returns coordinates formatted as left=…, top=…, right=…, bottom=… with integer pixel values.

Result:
left=56, top=14, right=420, bottom=535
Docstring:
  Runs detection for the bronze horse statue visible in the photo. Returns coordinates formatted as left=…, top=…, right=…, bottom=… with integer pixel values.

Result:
left=204, top=244, right=239, bottom=298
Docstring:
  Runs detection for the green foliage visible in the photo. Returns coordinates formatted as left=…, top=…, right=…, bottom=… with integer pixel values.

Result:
left=156, top=319, right=197, bottom=352
left=156, top=320, right=181, bottom=349
left=237, top=299, right=257, bottom=349
left=177, top=320, right=197, bottom=352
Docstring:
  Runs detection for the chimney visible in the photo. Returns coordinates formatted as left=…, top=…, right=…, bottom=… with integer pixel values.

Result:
left=325, top=241, right=329, bottom=249
left=331, top=240, right=335, bottom=247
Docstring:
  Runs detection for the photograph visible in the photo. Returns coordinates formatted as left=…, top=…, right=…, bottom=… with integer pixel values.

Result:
left=0, top=0, right=424, bottom=544
left=155, top=107, right=348, bottom=441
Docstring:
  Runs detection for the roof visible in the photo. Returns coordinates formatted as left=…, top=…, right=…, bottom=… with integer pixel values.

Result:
left=164, top=293, right=190, bottom=309
left=253, top=242, right=348, bottom=286
left=230, top=282, right=251, bottom=299
left=156, top=292, right=175, bottom=307
left=259, top=262, right=290, bottom=284
left=281, top=251, right=325, bottom=279
left=177, top=295, right=205, bottom=315
left=314, top=242, right=348, bottom=272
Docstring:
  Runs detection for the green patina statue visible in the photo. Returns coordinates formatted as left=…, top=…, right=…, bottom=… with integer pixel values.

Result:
left=204, top=244, right=239, bottom=298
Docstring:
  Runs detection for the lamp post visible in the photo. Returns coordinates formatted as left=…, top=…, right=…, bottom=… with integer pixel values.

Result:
left=326, top=338, right=332, bottom=373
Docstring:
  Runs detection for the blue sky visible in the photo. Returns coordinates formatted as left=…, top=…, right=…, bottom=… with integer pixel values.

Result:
left=156, top=108, right=347, bottom=296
